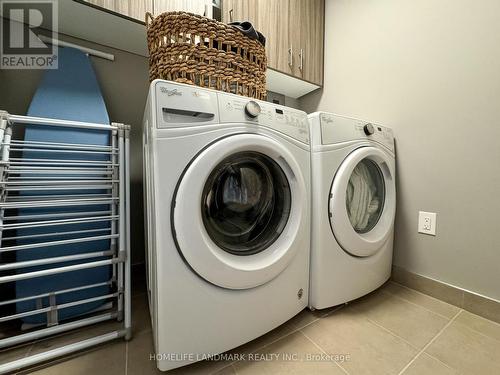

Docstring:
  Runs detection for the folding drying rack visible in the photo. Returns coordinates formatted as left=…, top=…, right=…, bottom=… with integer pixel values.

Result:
left=0, top=111, right=131, bottom=374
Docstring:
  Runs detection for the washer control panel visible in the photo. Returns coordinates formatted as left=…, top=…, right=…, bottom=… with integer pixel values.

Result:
left=155, top=82, right=219, bottom=128
left=218, top=94, right=309, bottom=144
left=153, top=81, right=309, bottom=145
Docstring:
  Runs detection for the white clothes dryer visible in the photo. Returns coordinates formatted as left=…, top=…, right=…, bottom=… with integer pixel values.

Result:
left=308, top=112, right=396, bottom=309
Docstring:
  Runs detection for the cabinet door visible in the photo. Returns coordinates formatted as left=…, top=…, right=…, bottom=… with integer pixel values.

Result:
left=222, top=0, right=289, bottom=74
left=221, top=0, right=246, bottom=23
left=299, top=0, right=324, bottom=84
left=85, top=0, right=115, bottom=12
left=84, top=0, right=153, bottom=22
left=153, top=0, right=211, bottom=17
left=287, top=0, right=301, bottom=78
left=115, top=1, right=153, bottom=22
left=223, top=0, right=323, bottom=83
left=264, top=0, right=290, bottom=75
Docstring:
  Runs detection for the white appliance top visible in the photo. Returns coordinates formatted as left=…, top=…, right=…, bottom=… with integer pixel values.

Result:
left=308, top=112, right=394, bottom=152
left=152, top=80, right=310, bottom=144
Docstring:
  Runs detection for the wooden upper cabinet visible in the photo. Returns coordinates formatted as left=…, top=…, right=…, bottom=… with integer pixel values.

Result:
left=153, top=0, right=211, bottom=17
left=84, top=0, right=153, bottom=22
left=84, top=0, right=114, bottom=12
left=84, top=0, right=323, bottom=85
left=84, top=0, right=213, bottom=20
left=222, top=0, right=323, bottom=86
left=287, top=0, right=301, bottom=78
left=221, top=0, right=250, bottom=22
left=288, top=0, right=324, bottom=84
left=115, top=1, right=153, bottom=22
left=299, top=0, right=324, bottom=85
left=268, top=0, right=291, bottom=76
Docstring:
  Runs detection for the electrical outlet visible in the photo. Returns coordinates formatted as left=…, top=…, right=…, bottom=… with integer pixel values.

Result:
left=418, top=211, right=437, bottom=236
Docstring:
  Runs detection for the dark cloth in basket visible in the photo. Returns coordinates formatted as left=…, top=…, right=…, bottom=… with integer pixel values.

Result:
left=229, top=21, right=266, bottom=46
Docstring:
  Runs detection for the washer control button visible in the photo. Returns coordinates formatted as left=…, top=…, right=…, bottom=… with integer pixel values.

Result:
left=245, top=101, right=261, bottom=118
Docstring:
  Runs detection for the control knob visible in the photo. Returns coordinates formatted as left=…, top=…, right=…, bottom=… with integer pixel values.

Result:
left=364, top=123, right=375, bottom=135
left=245, top=101, right=261, bottom=118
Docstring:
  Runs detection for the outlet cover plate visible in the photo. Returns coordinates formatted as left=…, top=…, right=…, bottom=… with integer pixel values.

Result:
left=418, top=211, right=437, bottom=236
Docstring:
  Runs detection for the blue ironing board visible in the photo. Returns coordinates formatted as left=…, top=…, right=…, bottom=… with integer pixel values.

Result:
left=15, top=47, right=112, bottom=324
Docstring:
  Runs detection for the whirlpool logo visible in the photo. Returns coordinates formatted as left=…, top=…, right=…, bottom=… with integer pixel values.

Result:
left=0, top=0, right=58, bottom=69
left=160, top=88, right=183, bottom=96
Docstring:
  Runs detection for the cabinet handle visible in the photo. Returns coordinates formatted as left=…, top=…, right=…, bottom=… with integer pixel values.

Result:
left=229, top=9, right=233, bottom=22
left=288, top=45, right=293, bottom=67
left=299, top=48, right=303, bottom=70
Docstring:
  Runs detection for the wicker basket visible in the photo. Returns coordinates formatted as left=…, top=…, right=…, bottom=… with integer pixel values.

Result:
left=146, top=11, right=267, bottom=100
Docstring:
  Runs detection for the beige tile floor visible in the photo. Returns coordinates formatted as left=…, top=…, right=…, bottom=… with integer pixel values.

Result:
left=2, top=281, right=500, bottom=374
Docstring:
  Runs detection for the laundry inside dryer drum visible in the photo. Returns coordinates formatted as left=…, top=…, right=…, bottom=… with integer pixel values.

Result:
left=346, top=158, right=385, bottom=234
left=201, top=151, right=291, bottom=255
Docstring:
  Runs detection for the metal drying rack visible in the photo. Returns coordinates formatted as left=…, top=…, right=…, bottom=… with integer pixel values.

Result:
left=0, top=111, right=131, bottom=374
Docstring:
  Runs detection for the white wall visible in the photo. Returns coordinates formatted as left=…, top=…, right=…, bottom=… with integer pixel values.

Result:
left=300, top=0, right=500, bottom=301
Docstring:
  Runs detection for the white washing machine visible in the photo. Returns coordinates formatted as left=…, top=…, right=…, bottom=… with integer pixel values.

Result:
left=308, top=112, right=396, bottom=309
left=143, top=80, right=311, bottom=371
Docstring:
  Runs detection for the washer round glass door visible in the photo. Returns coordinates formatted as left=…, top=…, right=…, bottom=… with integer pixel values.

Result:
left=329, top=146, right=395, bottom=257
left=172, top=134, right=307, bottom=289
left=202, top=151, right=291, bottom=256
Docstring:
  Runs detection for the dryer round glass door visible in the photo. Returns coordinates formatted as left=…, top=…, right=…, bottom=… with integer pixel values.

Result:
left=329, top=146, right=395, bottom=257
left=346, top=158, right=385, bottom=234
left=172, top=134, right=307, bottom=289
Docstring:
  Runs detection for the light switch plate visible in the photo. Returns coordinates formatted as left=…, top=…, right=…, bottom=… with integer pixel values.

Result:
left=418, top=211, right=437, bottom=236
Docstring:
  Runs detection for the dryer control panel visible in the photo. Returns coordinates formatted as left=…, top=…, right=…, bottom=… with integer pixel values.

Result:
left=318, top=113, right=394, bottom=152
